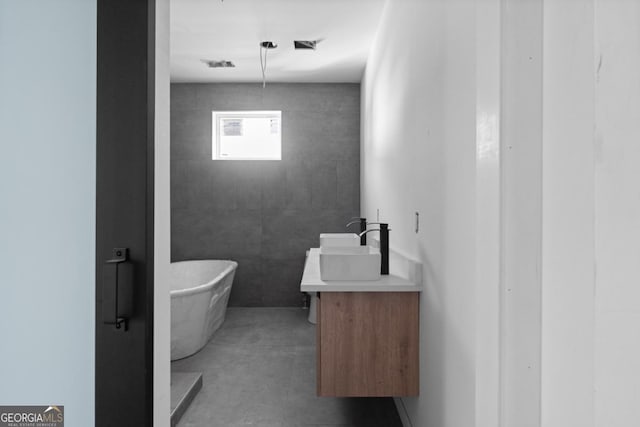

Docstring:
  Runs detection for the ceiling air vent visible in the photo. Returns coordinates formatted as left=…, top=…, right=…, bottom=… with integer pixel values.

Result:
left=202, top=60, right=235, bottom=68
left=294, top=40, right=317, bottom=50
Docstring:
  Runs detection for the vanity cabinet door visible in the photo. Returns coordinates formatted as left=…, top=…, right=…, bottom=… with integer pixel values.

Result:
left=316, top=291, right=419, bottom=397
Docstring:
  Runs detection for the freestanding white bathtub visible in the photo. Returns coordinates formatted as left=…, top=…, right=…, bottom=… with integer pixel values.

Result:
left=170, top=260, right=238, bottom=361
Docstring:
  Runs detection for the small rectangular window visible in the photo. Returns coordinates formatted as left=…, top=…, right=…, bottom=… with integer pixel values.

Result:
left=212, top=111, right=281, bottom=160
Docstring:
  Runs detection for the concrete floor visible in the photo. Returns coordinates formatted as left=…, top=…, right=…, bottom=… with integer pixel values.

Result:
left=171, top=307, right=403, bottom=427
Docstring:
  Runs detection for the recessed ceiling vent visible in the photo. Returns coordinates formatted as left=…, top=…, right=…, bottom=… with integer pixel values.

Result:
left=202, top=60, right=235, bottom=68
left=294, top=40, right=317, bottom=50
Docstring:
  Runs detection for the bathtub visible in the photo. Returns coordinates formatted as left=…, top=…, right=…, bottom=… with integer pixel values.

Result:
left=170, top=260, right=238, bottom=361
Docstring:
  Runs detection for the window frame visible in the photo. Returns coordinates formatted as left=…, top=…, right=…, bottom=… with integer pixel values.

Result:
left=212, top=110, right=282, bottom=161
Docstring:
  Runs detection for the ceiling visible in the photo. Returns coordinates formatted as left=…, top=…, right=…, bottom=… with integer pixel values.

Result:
left=170, top=0, right=387, bottom=83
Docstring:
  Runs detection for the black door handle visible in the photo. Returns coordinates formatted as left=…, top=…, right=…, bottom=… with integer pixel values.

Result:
left=103, top=248, right=133, bottom=331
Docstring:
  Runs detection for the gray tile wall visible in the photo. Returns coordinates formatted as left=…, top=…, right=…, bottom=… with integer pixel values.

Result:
left=171, top=83, right=360, bottom=306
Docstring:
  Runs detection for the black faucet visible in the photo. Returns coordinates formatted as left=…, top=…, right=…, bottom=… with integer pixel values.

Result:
left=359, top=222, right=390, bottom=275
left=346, top=217, right=367, bottom=246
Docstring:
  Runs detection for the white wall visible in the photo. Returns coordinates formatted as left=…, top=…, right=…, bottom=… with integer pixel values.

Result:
left=155, top=0, right=171, bottom=425
left=542, top=1, right=640, bottom=426
left=474, top=0, right=501, bottom=425
left=500, top=1, right=543, bottom=425
left=593, top=3, right=640, bottom=424
left=365, top=1, right=640, bottom=427
left=362, top=1, right=477, bottom=425
left=0, top=1, right=96, bottom=425
left=541, top=1, right=596, bottom=426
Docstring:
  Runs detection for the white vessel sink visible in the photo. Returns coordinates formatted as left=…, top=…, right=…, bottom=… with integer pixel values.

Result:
left=319, top=246, right=381, bottom=281
left=319, top=233, right=360, bottom=247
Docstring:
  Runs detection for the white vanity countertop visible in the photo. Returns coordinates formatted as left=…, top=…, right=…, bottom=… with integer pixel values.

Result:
left=300, top=248, right=422, bottom=292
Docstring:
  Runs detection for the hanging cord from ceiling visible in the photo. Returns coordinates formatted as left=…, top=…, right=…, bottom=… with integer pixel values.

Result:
left=260, top=45, right=268, bottom=88
left=259, top=41, right=277, bottom=88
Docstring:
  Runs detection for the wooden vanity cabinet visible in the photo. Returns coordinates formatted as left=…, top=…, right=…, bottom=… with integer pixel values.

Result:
left=316, top=291, right=419, bottom=397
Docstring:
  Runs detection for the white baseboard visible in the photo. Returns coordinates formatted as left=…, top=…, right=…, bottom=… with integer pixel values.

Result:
left=394, top=397, right=412, bottom=427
